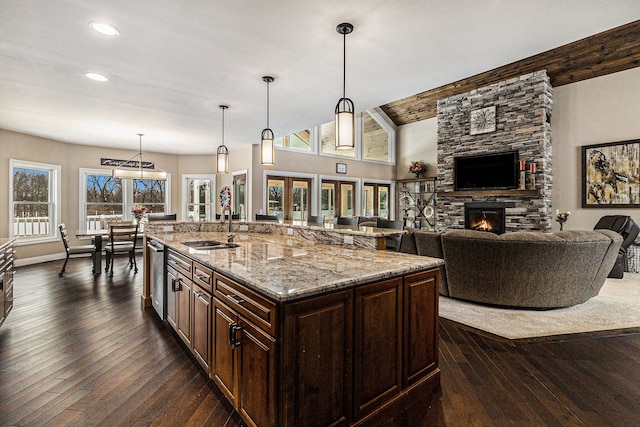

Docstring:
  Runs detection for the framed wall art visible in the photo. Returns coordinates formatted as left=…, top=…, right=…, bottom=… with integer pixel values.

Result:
left=336, top=162, right=347, bottom=174
left=582, top=139, right=640, bottom=208
left=469, top=105, right=496, bottom=135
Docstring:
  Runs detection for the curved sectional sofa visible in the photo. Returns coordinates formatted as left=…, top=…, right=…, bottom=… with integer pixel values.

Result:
left=400, top=229, right=622, bottom=309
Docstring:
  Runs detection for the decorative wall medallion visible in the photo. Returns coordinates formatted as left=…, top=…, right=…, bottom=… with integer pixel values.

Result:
left=470, top=106, right=496, bottom=135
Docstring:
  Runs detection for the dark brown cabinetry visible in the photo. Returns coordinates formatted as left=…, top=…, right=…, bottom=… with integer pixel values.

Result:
left=166, top=249, right=213, bottom=373
left=0, top=240, right=15, bottom=328
left=159, top=245, right=440, bottom=427
left=213, top=273, right=276, bottom=427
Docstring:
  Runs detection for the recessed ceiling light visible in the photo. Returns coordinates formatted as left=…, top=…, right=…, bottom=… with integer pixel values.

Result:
left=89, top=21, right=120, bottom=36
left=84, top=72, right=109, bottom=82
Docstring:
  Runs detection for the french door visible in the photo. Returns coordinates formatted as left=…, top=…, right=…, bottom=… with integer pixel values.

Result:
left=363, top=183, right=390, bottom=218
left=266, top=176, right=311, bottom=221
left=321, top=180, right=355, bottom=220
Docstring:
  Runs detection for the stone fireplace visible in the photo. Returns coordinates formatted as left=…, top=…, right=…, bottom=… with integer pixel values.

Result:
left=465, top=202, right=506, bottom=234
left=436, top=70, right=553, bottom=233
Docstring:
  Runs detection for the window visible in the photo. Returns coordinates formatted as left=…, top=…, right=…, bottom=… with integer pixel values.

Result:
left=320, top=121, right=355, bottom=158
left=85, top=174, right=123, bottom=230
left=10, top=159, right=61, bottom=242
left=233, top=173, right=247, bottom=220
left=322, top=180, right=356, bottom=219
left=362, top=110, right=393, bottom=163
left=81, top=169, right=170, bottom=230
left=266, top=176, right=311, bottom=221
left=363, top=182, right=391, bottom=218
left=183, top=175, right=215, bottom=222
left=275, top=129, right=313, bottom=152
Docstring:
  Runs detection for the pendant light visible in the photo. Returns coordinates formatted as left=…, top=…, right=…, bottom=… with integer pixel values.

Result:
left=217, top=105, right=229, bottom=174
left=261, top=76, right=275, bottom=165
left=334, top=22, right=355, bottom=150
left=112, top=133, right=167, bottom=180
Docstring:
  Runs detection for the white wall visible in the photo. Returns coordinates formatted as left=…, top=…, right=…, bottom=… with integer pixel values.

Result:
left=396, top=67, right=640, bottom=231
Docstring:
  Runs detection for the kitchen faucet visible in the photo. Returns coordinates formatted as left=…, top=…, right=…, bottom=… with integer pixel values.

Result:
left=220, top=205, right=235, bottom=243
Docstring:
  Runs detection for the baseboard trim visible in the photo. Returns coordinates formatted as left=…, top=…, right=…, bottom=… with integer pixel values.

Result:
left=14, top=253, right=91, bottom=267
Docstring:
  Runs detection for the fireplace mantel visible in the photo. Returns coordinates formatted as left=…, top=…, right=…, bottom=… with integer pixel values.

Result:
left=438, top=189, right=540, bottom=197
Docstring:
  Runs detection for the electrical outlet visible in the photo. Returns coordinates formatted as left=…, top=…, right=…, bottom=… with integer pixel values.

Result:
left=343, top=235, right=354, bottom=245
left=287, top=228, right=294, bottom=235
left=163, top=225, right=174, bottom=232
left=239, top=224, right=249, bottom=232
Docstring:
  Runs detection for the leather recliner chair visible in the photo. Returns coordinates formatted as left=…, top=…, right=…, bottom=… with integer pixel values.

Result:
left=594, top=215, right=640, bottom=278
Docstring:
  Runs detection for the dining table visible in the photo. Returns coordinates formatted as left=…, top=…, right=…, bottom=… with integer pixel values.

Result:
left=75, top=229, right=109, bottom=275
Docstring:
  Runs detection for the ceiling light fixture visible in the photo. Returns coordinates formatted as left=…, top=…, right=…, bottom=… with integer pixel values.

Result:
left=334, top=22, right=355, bottom=150
left=84, top=72, right=109, bottom=82
left=89, top=21, right=120, bottom=36
left=261, top=76, right=275, bottom=165
left=217, top=105, right=229, bottom=173
left=112, top=133, right=167, bottom=180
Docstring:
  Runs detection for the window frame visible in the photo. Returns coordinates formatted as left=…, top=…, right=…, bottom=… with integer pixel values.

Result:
left=80, top=168, right=171, bottom=231
left=360, top=108, right=396, bottom=166
left=275, top=128, right=317, bottom=155
left=9, top=159, right=61, bottom=244
left=181, top=174, right=216, bottom=222
left=361, top=179, right=395, bottom=219
left=262, top=170, right=317, bottom=220
left=318, top=174, right=361, bottom=219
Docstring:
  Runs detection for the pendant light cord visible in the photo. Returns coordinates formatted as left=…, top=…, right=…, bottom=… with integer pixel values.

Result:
left=221, top=107, right=225, bottom=147
left=266, top=79, right=270, bottom=128
left=342, top=30, right=347, bottom=98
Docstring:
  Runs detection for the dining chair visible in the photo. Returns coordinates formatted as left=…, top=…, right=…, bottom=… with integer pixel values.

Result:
left=307, top=215, right=325, bottom=224
left=104, top=222, right=139, bottom=277
left=336, top=216, right=359, bottom=226
left=216, top=213, right=240, bottom=220
left=59, top=223, right=96, bottom=277
left=147, top=213, right=177, bottom=221
left=255, top=214, right=279, bottom=222
left=377, top=218, right=405, bottom=251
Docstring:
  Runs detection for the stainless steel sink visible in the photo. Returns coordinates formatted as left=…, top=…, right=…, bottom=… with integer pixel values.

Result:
left=182, top=240, right=240, bottom=250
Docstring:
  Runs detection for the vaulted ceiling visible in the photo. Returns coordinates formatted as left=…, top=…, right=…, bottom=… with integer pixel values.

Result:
left=1, top=1, right=639, bottom=155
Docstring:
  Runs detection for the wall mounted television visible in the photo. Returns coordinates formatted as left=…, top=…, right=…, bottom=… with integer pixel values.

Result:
left=454, top=151, right=519, bottom=191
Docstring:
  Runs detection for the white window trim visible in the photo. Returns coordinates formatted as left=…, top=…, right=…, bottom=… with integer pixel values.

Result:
left=80, top=168, right=171, bottom=229
left=231, top=169, right=249, bottom=220
left=181, top=174, right=216, bottom=222
left=361, top=107, right=396, bottom=166
left=275, top=127, right=317, bottom=155
left=361, top=178, right=396, bottom=220
left=10, top=159, right=61, bottom=245
left=318, top=175, right=362, bottom=218
left=262, top=170, right=317, bottom=216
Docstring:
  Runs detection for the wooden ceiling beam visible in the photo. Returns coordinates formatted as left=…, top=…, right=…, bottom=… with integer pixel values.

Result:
left=381, top=20, right=640, bottom=126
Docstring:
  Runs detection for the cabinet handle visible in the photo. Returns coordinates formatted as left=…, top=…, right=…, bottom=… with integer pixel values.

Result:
left=195, top=272, right=210, bottom=282
left=231, top=324, right=243, bottom=350
left=172, top=278, right=183, bottom=292
left=228, top=322, right=235, bottom=346
left=171, top=278, right=178, bottom=292
left=226, top=294, right=245, bottom=305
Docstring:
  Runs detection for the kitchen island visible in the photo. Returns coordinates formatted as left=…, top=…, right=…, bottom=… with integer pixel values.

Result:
left=143, top=229, right=443, bottom=427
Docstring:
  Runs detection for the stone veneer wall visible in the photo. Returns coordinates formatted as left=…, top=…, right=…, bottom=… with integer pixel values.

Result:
left=436, top=70, right=553, bottom=232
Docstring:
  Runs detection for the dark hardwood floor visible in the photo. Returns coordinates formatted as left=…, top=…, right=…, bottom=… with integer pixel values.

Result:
left=1, top=257, right=639, bottom=426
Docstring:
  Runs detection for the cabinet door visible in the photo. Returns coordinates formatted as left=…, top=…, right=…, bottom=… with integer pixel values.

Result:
left=212, top=299, right=237, bottom=405
left=176, top=275, right=192, bottom=347
left=166, top=268, right=178, bottom=330
left=353, top=277, right=403, bottom=418
left=237, top=318, right=276, bottom=427
left=192, top=284, right=212, bottom=373
left=403, top=269, right=438, bottom=386
left=282, top=290, right=352, bottom=427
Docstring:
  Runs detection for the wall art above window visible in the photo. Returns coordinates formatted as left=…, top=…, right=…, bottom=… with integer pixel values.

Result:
left=469, top=105, right=496, bottom=135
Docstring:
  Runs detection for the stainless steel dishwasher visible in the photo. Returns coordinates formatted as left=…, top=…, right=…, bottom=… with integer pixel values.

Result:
left=147, top=240, right=165, bottom=319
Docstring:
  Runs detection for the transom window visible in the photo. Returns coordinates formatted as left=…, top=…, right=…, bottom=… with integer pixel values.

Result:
left=10, top=159, right=61, bottom=242
left=275, top=129, right=312, bottom=152
left=320, top=121, right=355, bottom=158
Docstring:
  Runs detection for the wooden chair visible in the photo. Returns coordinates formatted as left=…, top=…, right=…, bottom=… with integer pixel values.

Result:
left=216, top=213, right=240, bottom=220
left=307, top=215, right=325, bottom=224
left=255, top=214, right=279, bottom=222
left=104, top=223, right=139, bottom=277
left=59, top=223, right=96, bottom=277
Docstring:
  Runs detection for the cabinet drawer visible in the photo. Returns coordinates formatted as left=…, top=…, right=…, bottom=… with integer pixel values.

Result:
left=214, top=273, right=277, bottom=337
left=193, top=262, right=213, bottom=293
left=167, top=250, right=192, bottom=278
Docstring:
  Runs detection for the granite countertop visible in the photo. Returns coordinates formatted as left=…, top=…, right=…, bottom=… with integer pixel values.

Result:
left=148, top=231, right=443, bottom=302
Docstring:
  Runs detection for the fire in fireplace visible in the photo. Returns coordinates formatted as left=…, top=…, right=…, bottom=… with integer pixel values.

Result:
left=464, top=202, right=506, bottom=234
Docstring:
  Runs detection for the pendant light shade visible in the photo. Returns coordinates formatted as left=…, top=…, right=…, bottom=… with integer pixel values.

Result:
left=261, top=76, right=275, bottom=165
left=112, top=133, right=167, bottom=180
left=216, top=105, right=229, bottom=174
left=335, top=22, right=355, bottom=150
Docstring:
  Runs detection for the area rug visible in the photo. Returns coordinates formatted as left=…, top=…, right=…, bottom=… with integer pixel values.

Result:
left=438, top=273, right=640, bottom=341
